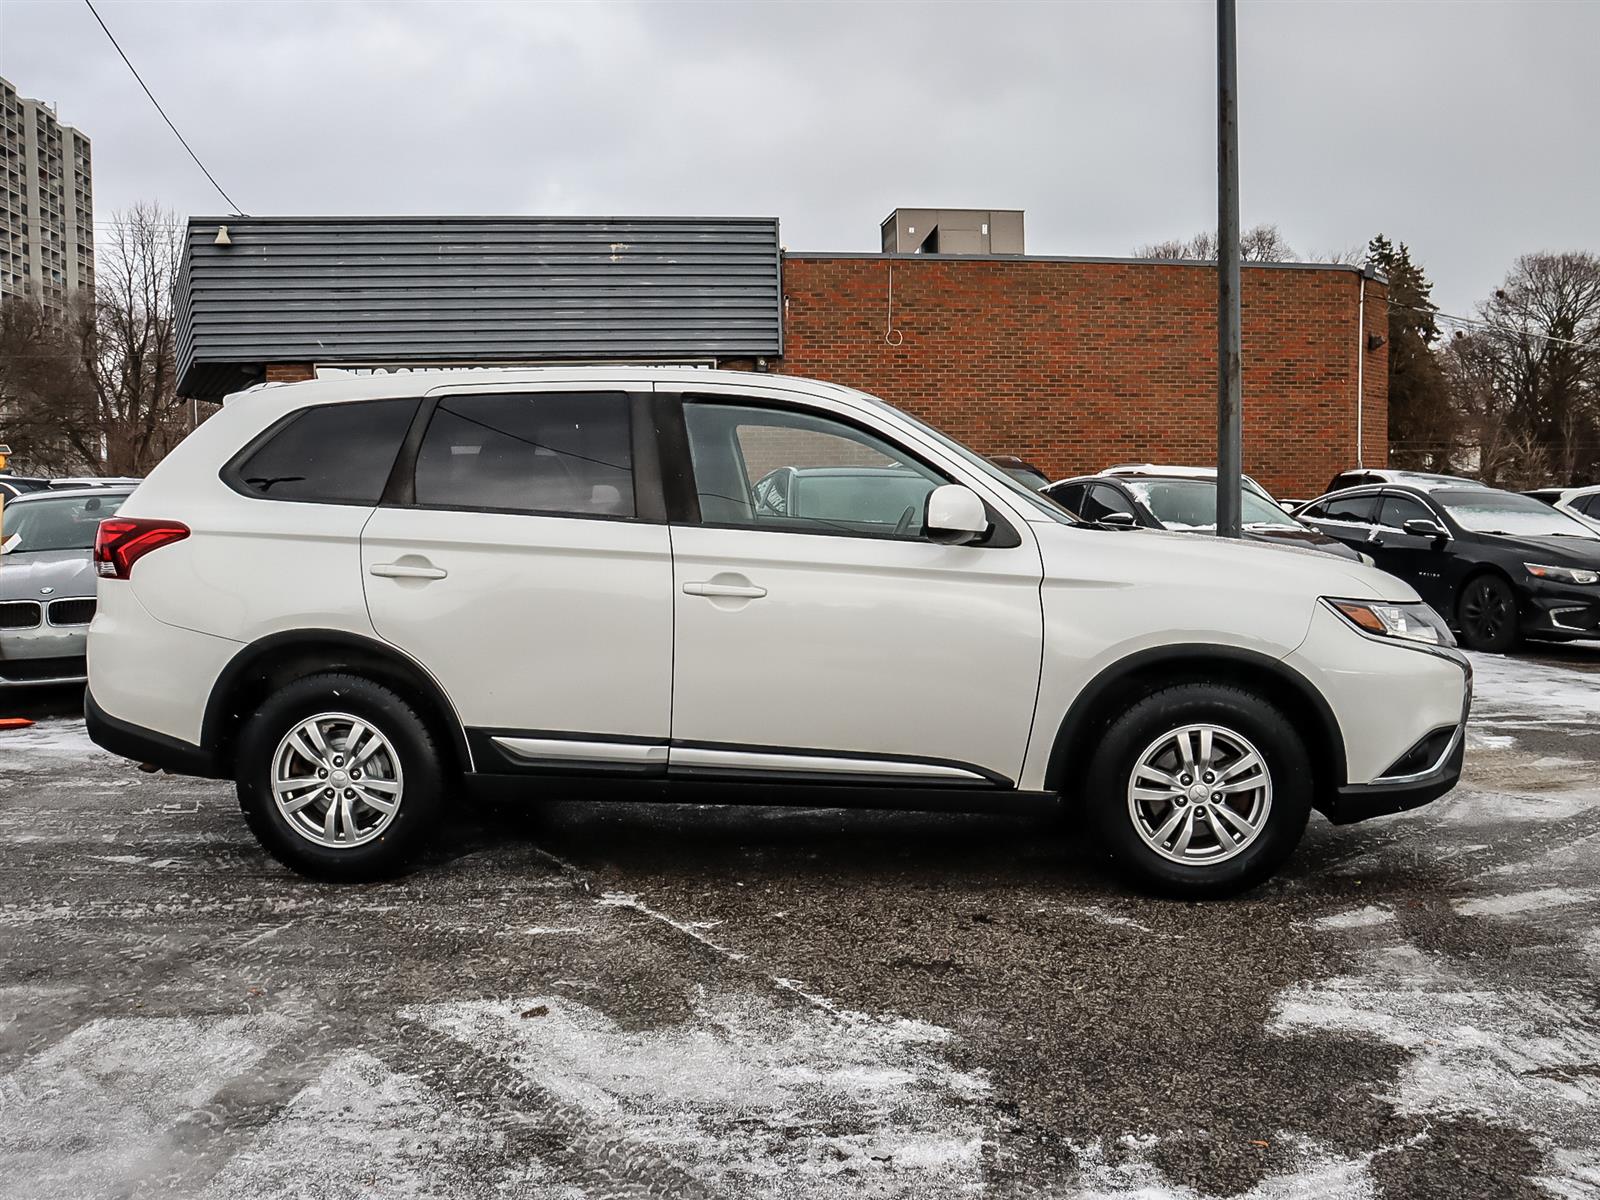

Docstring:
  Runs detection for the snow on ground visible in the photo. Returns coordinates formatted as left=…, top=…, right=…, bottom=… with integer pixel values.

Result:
left=0, top=1013, right=295, bottom=1200
left=1466, top=651, right=1599, bottom=732
left=199, top=1050, right=574, bottom=1200
left=0, top=718, right=103, bottom=763
left=1310, top=906, right=1394, bottom=931
left=1069, top=1135, right=1378, bottom=1200
left=405, top=992, right=989, bottom=1197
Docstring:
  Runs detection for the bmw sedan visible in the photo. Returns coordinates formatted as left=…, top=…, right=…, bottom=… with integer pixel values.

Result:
left=1, top=486, right=132, bottom=686
left=1295, top=482, right=1600, bottom=651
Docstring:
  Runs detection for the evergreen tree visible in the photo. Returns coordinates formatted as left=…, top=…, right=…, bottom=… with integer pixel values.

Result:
left=1366, top=236, right=1454, bottom=469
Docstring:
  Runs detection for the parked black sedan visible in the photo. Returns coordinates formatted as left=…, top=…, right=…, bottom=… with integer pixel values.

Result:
left=1295, top=482, right=1600, bottom=651
left=1043, top=473, right=1369, bottom=563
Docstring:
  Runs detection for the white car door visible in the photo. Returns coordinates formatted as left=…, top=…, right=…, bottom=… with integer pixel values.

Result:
left=360, top=385, right=673, bottom=773
left=665, top=388, right=1045, bottom=789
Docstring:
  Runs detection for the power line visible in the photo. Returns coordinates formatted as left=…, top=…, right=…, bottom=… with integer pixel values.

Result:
left=1391, top=301, right=1598, bottom=352
left=82, top=0, right=247, bottom=217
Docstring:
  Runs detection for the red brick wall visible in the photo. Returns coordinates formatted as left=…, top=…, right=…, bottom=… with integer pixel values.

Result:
left=777, top=256, right=1388, bottom=500
left=265, top=363, right=315, bottom=384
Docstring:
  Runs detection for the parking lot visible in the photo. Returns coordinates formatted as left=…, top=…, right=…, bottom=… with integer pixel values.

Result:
left=1, top=646, right=1597, bottom=1199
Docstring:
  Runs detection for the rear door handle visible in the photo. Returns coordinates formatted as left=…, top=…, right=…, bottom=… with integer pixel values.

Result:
left=683, top=580, right=766, bottom=599
left=370, top=562, right=448, bottom=580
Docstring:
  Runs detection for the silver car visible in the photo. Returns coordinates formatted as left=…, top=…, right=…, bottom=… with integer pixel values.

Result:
left=1, top=486, right=132, bottom=687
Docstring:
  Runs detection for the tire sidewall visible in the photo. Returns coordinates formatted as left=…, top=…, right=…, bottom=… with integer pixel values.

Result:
left=1087, top=685, right=1312, bottom=898
left=236, top=673, right=445, bottom=880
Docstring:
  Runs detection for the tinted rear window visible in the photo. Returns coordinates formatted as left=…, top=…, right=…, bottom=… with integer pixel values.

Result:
left=232, top=399, right=419, bottom=504
left=413, top=392, right=634, bottom=517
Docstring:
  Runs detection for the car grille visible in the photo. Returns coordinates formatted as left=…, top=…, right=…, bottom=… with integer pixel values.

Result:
left=0, top=601, right=42, bottom=630
left=47, top=598, right=96, bottom=627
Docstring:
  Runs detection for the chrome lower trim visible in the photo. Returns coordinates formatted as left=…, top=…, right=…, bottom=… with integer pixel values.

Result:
left=1549, top=606, right=1593, bottom=632
left=668, top=746, right=989, bottom=782
left=491, top=735, right=668, bottom=767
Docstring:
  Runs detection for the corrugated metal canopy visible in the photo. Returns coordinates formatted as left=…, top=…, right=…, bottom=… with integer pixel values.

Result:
left=176, top=216, right=783, bottom=399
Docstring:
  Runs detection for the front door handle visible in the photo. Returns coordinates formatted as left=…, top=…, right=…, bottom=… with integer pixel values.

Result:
left=683, top=580, right=767, bottom=599
left=370, top=561, right=448, bottom=580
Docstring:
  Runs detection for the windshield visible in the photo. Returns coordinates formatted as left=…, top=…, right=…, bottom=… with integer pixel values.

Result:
left=859, top=397, right=1079, bottom=524
left=1435, top=489, right=1600, bottom=538
left=1124, top=479, right=1301, bottom=530
left=1, top=493, right=126, bottom=554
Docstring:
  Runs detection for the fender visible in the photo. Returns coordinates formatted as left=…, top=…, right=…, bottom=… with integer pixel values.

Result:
left=200, top=628, right=473, bottom=774
left=1043, top=643, right=1347, bottom=795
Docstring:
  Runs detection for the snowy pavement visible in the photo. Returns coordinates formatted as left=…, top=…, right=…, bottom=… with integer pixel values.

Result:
left=1, top=645, right=1598, bottom=1198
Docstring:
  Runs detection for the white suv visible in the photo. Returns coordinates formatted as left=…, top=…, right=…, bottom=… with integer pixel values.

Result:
left=86, top=369, right=1471, bottom=897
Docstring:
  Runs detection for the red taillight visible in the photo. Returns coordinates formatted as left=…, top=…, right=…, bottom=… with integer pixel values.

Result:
left=94, top=518, right=190, bottom=580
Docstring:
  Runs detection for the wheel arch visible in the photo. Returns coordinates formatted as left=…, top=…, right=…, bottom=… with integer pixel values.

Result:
left=202, top=629, right=471, bottom=778
left=1044, top=645, right=1346, bottom=805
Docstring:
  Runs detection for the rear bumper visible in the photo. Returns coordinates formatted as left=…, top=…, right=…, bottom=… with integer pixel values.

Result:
left=85, top=688, right=222, bottom=778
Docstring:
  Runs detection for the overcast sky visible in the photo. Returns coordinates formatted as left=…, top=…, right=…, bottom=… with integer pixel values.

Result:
left=2, top=0, right=1595, bottom=318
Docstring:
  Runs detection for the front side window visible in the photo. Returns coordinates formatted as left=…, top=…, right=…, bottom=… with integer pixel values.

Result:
left=683, top=401, right=946, bottom=538
left=233, top=398, right=418, bottom=504
left=1, top=492, right=126, bottom=554
left=1082, top=484, right=1137, bottom=522
left=412, top=392, right=634, bottom=517
left=1378, top=494, right=1434, bottom=530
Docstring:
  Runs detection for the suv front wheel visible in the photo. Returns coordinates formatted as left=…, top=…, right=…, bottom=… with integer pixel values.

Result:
left=236, top=672, right=446, bottom=880
left=1087, top=684, right=1312, bottom=897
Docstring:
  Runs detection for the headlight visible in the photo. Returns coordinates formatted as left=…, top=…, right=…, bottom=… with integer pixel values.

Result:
left=1328, top=599, right=1456, bottom=647
left=1525, top=562, right=1600, bottom=585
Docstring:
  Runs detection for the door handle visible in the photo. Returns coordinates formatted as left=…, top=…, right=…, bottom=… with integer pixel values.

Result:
left=683, top=580, right=767, bottom=599
left=370, top=562, right=448, bottom=580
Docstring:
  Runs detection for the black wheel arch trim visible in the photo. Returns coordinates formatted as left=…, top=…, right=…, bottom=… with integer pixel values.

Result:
left=1044, top=644, right=1348, bottom=794
left=201, top=629, right=473, bottom=777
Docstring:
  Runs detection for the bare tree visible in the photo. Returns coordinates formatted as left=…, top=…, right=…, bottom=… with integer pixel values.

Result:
left=0, top=203, right=191, bottom=476
left=1134, top=224, right=1294, bottom=262
left=1475, top=252, right=1600, bottom=485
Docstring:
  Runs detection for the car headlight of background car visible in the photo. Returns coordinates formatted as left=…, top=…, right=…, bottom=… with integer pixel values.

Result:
left=1525, top=562, right=1600, bottom=586
left=1328, top=599, right=1457, bottom=647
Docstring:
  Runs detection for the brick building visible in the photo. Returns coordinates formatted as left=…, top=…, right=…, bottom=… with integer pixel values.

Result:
left=175, top=215, right=1385, bottom=498
left=776, top=254, right=1386, bottom=498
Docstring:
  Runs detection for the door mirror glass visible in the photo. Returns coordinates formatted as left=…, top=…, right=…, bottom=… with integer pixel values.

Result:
left=1097, top=511, right=1138, bottom=528
left=924, top=484, right=988, bottom=545
left=1403, top=518, right=1447, bottom=540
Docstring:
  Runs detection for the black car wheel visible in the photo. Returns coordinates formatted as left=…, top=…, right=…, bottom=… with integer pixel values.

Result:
left=1456, top=573, right=1519, bottom=653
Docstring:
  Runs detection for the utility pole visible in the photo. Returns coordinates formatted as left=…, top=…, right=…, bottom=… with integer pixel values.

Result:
left=1216, top=0, right=1243, bottom=538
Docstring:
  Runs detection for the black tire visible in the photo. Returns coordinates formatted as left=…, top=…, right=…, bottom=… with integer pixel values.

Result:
left=1456, top=573, right=1520, bottom=653
left=236, top=672, right=446, bottom=881
left=1085, top=683, right=1312, bottom=899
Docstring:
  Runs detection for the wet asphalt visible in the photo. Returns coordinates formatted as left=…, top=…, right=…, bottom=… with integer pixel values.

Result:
left=2, top=644, right=1599, bottom=1198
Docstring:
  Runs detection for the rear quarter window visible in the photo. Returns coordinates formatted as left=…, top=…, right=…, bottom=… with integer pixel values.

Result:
left=227, top=398, right=420, bottom=505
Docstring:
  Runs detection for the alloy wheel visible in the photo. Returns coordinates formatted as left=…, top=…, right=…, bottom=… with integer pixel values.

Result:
left=271, top=712, right=404, bottom=848
left=1126, top=723, right=1273, bottom=866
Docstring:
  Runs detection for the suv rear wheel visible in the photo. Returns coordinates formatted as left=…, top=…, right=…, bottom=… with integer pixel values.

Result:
left=236, top=672, right=446, bottom=880
left=1087, top=684, right=1312, bottom=898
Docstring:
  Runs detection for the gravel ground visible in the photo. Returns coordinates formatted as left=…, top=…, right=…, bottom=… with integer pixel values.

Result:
left=1, top=645, right=1598, bottom=1199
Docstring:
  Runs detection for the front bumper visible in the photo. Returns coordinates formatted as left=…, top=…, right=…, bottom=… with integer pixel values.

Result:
left=1321, top=654, right=1472, bottom=825
left=1521, top=579, right=1600, bottom=639
left=0, top=632, right=88, bottom=687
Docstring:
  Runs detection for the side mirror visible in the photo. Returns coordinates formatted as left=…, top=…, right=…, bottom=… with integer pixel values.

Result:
left=1097, top=511, right=1138, bottom=528
left=924, top=484, right=989, bottom=545
left=1403, top=518, right=1447, bottom=541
